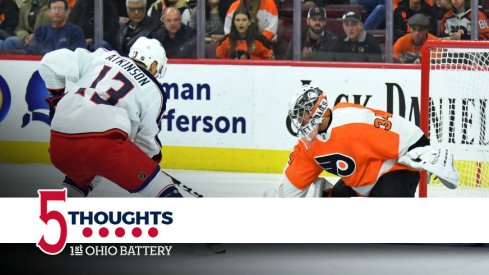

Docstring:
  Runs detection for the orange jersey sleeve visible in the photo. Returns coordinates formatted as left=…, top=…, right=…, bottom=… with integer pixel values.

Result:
left=216, top=37, right=273, bottom=59
left=215, top=37, right=231, bottom=59
left=285, top=143, right=324, bottom=190
left=477, top=11, right=489, bottom=40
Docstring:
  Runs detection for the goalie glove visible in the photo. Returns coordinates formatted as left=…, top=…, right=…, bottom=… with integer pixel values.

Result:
left=398, top=146, right=459, bottom=189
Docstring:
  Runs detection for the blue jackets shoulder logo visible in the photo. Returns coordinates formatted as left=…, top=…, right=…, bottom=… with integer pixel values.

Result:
left=22, top=71, right=51, bottom=127
left=0, top=75, right=12, bottom=123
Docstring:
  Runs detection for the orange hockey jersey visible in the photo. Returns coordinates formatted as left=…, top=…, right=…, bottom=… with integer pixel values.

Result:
left=216, top=37, right=274, bottom=59
left=285, top=103, right=424, bottom=196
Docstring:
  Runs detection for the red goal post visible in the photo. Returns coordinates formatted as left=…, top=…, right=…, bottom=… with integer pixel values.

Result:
left=420, top=40, right=489, bottom=197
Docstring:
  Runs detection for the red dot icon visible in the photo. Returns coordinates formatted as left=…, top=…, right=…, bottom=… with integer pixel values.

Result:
left=99, top=227, right=109, bottom=237
left=115, top=227, right=125, bottom=237
left=82, top=227, right=92, bottom=238
left=132, top=227, right=142, bottom=238
left=148, top=227, right=159, bottom=237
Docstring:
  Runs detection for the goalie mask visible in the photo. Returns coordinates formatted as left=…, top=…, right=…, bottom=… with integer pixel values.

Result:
left=129, top=37, right=168, bottom=83
left=288, top=85, right=330, bottom=148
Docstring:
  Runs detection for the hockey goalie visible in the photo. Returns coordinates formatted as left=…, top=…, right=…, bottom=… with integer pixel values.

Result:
left=264, top=85, right=459, bottom=197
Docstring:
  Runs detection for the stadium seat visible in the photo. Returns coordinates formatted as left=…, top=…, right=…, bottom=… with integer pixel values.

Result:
left=326, top=18, right=344, bottom=37
left=368, top=29, right=386, bottom=45
left=278, top=5, right=309, bottom=19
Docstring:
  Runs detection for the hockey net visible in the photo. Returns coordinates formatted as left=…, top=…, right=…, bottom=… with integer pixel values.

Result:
left=420, top=40, right=489, bottom=197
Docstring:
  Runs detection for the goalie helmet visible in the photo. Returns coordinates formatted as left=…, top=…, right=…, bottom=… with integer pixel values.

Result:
left=129, top=37, right=168, bottom=83
left=288, top=85, right=330, bottom=147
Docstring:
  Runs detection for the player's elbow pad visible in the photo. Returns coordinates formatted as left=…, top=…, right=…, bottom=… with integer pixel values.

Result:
left=38, top=63, right=66, bottom=90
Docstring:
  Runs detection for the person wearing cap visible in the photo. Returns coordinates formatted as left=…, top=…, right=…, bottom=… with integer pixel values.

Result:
left=393, top=13, right=440, bottom=63
left=285, top=6, right=337, bottom=61
left=393, top=0, right=436, bottom=43
left=329, top=10, right=382, bottom=63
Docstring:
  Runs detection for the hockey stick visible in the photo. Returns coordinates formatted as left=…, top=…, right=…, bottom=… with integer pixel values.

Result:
left=161, top=170, right=205, bottom=198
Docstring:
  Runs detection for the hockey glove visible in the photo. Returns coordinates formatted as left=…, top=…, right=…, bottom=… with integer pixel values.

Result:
left=45, top=88, right=65, bottom=119
left=399, top=146, right=459, bottom=189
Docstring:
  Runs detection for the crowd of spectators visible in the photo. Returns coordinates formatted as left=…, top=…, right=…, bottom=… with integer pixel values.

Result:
left=0, top=0, right=488, bottom=63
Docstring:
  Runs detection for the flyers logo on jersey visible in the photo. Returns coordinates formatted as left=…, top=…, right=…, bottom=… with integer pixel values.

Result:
left=315, top=153, right=356, bottom=177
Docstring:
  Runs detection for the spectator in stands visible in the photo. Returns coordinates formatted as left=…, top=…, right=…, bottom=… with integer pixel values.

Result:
left=393, top=0, right=435, bottom=10
left=216, top=7, right=274, bottom=59
left=223, top=0, right=278, bottom=42
left=0, top=0, right=19, bottom=49
left=189, top=0, right=233, bottom=42
left=393, top=13, right=440, bottom=63
left=116, top=0, right=160, bottom=55
left=434, top=0, right=451, bottom=21
left=329, top=10, right=382, bottom=62
left=114, top=0, right=129, bottom=25
left=440, top=0, right=489, bottom=40
left=284, top=7, right=337, bottom=61
left=393, top=0, right=436, bottom=43
left=3, top=0, right=50, bottom=51
left=24, top=0, right=85, bottom=55
left=69, top=0, right=119, bottom=51
left=147, top=0, right=191, bottom=25
left=351, top=0, right=386, bottom=30
left=432, top=0, right=451, bottom=36
left=152, top=7, right=196, bottom=58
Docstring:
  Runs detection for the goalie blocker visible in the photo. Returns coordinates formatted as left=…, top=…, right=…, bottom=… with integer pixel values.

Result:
left=264, top=85, right=459, bottom=198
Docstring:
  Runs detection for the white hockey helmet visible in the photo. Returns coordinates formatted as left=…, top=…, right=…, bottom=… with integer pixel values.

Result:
left=288, top=85, right=330, bottom=146
left=129, top=37, right=168, bottom=82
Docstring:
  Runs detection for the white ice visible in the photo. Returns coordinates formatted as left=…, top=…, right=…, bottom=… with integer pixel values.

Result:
left=0, top=163, right=332, bottom=197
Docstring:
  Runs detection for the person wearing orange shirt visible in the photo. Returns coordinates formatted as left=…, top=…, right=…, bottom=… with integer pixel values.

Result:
left=264, top=85, right=459, bottom=197
left=393, top=13, right=440, bottom=63
left=216, top=7, right=274, bottom=59
left=223, top=0, right=278, bottom=42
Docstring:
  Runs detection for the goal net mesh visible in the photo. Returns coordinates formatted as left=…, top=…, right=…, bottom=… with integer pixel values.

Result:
left=422, top=41, right=489, bottom=197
